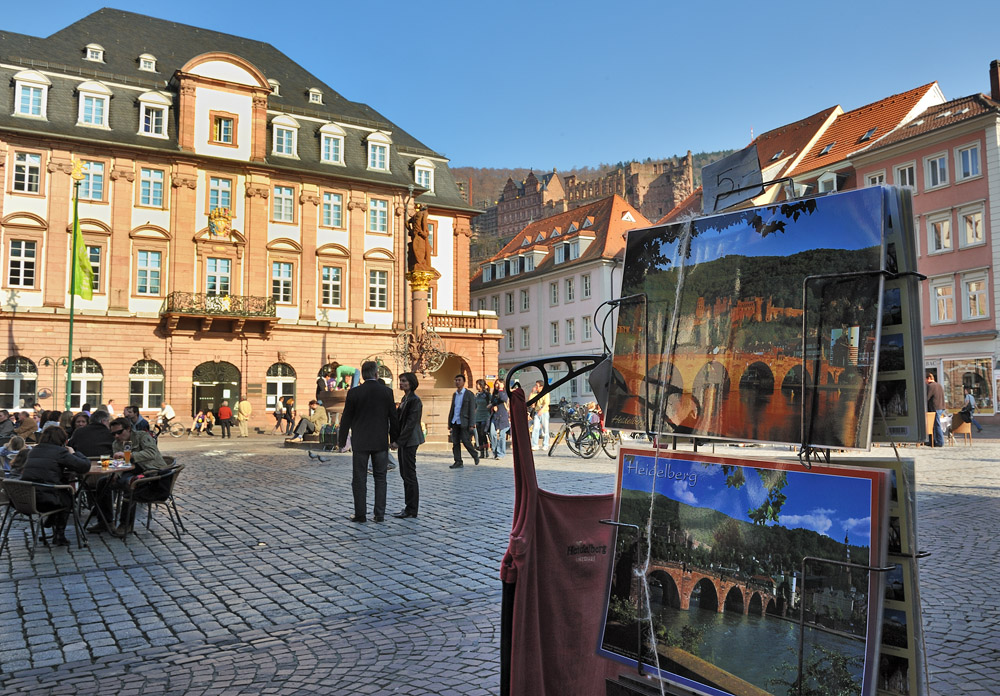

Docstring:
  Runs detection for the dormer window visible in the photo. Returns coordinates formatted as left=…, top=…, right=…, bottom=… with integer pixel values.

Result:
left=567, top=222, right=578, bottom=233
left=551, top=227, right=561, bottom=237
left=482, top=265, right=493, bottom=282
left=85, top=43, right=105, bottom=62
left=535, top=232, right=545, bottom=242
left=308, top=88, right=323, bottom=104
left=819, top=142, right=835, bottom=156
left=13, top=70, right=50, bottom=119
left=520, top=237, right=529, bottom=247
left=414, top=158, right=434, bottom=193
left=524, top=255, right=535, bottom=271
left=138, top=54, right=157, bottom=72
left=582, top=216, right=593, bottom=229
left=271, top=115, right=300, bottom=158
left=137, top=91, right=171, bottom=138
left=621, top=211, right=635, bottom=222
left=76, top=81, right=112, bottom=129
left=770, top=149, right=784, bottom=161
left=366, top=131, right=392, bottom=172
left=859, top=127, right=877, bottom=142
left=268, top=79, right=281, bottom=96
left=319, top=123, right=345, bottom=165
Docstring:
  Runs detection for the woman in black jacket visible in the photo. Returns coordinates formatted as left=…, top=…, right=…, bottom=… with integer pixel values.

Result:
left=392, top=372, right=423, bottom=519
left=20, top=426, right=90, bottom=545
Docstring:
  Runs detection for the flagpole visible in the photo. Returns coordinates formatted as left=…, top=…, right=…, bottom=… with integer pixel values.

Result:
left=66, top=162, right=84, bottom=410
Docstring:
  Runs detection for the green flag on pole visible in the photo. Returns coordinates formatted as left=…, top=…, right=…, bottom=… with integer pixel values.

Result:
left=71, top=203, right=93, bottom=300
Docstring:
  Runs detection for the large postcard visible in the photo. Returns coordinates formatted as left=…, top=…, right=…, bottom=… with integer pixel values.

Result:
left=606, top=188, right=885, bottom=449
left=599, top=449, right=889, bottom=696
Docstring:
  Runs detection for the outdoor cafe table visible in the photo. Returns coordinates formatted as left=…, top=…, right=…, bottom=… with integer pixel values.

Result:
left=77, top=459, right=135, bottom=538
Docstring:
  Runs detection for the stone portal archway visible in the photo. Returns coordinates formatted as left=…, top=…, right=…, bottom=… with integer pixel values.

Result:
left=192, top=361, right=241, bottom=417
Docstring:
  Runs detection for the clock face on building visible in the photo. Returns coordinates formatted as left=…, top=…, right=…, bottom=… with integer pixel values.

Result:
left=37, top=388, right=53, bottom=400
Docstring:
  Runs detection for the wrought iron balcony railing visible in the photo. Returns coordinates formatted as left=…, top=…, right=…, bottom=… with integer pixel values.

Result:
left=161, top=292, right=276, bottom=317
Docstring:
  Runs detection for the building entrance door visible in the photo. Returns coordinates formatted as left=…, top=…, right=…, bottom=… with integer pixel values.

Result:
left=192, top=361, right=241, bottom=416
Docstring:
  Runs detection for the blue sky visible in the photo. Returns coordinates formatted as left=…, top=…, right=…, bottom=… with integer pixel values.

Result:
left=622, top=453, right=874, bottom=543
left=5, top=1, right=1000, bottom=169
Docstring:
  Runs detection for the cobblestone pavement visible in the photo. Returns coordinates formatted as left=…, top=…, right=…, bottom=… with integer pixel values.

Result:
left=0, top=433, right=996, bottom=694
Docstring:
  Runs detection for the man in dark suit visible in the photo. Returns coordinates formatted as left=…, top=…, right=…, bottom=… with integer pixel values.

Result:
left=338, top=361, right=400, bottom=522
left=447, top=373, right=479, bottom=469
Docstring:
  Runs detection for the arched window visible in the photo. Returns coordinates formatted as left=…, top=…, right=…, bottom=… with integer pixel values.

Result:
left=0, top=357, right=37, bottom=409
left=266, top=363, right=296, bottom=410
left=70, top=358, right=103, bottom=409
left=129, top=360, right=165, bottom=410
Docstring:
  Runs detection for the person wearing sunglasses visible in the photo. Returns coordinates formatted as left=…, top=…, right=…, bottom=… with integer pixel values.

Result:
left=90, top=418, right=168, bottom=534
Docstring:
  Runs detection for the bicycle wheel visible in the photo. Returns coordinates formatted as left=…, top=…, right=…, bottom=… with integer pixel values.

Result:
left=548, top=428, right=565, bottom=457
left=576, top=426, right=600, bottom=459
left=169, top=422, right=186, bottom=438
left=566, top=423, right=595, bottom=457
left=602, top=431, right=620, bottom=459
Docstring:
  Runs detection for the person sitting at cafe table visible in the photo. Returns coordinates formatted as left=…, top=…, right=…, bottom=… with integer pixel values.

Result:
left=68, top=410, right=114, bottom=458
left=14, top=411, right=38, bottom=442
left=20, top=426, right=90, bottom=546
left=286, top=400, right=329, bottom=442
left=90, top=417, right=168, bottom=534
left=124, top=405, right=151, bottom=432
left=0, top=409, right=16, bottom=443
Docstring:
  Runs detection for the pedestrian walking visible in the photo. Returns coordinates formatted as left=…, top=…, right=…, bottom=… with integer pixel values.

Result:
left=236, top=395, right=252, bottom=437
left=447, top=374, right=479, bottom=469
left=338, top=361, right=399, bottom=523
left=474, top=379, right=491, bottom=459
left=926, top=372, right=945, bottom=447
left=392, top=372, right=423, bottom=518
left=271, top=399, right=285, bottom=434
left=530, top=380, right=550, bottom=450
left=962, top=386, right=984, bottom=433
left=283, top=397, right=296, bottom=436
left=490, top=380, right=510, bottom=459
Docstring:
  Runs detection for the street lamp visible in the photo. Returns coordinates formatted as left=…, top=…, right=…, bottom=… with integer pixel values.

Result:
left=39, top=356, right=70, bottom=408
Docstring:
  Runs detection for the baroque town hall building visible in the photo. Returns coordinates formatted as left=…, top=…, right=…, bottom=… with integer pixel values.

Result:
left=0, top=9, right=497, bottom=426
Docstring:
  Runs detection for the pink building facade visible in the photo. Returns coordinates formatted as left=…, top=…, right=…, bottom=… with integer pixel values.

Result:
left=853, top=83, right=1000, bottom=417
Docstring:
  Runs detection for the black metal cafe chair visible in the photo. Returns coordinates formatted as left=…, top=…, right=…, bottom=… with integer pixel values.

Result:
left=0, top=479, right=87, bottom=559
left=118, top=460, right=186, bottom=542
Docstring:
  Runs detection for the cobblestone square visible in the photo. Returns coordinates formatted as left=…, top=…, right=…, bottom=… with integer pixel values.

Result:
left=0, top=435, right=995, bottom=694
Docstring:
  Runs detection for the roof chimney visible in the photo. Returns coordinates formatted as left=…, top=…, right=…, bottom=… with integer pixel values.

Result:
left=991, top=60, right=1000, bottom=101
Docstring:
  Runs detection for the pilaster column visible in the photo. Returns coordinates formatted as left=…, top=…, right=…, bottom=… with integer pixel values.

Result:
left=43, top=152, right=74, bottom=307
left=298, top=186, right=320, bottom=319
left=108, top=161, right=135, bottom=310
left=244, top=176, right=270, bottom=298
left=347, top=190, right=367, bottom=323
left=167, top=165, right=198, bottom=301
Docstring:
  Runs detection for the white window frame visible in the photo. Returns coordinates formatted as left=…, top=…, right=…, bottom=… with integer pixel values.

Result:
left=129, top=360, right=165, bottom=410
left=866, top=170, right=886, bottom=187
left=582, top=273, right=592, bottom=298
left=817, top=172, right=838, bottom=193
left=565, top=278, right=575, bottom=302
left=12, top=152, right=41, bottom=194
left=894, top=162, right=916, bottom=192
left=368, top=269, right=389, bottom=310
left=927, top=212, right=952, bottom=254
left=555, top=245, right=566, bottom=264
left=76, top=81, right=112, bottom=129
left=962, top=272, right=989, bottom=321
left=956, top=143, right=981, bottom=182
left=7, top=240, right=37, bottom=288
left=505, top=329, right=514, bottom=351
left=87, top=245, right=102, bottom=293
left=924, top=152, right=948, bottom=190
left=139, top=168, right=164, bottom=207
left=13, top=70, right=50, bottom=119
left=206, top=257, right=231, bottom=296
left=367, top=132, right=392, bottom=172
left=414, top=158, right=434, bottom=193
left=69, top=359, right=103, bottom=410
left=368, top=198, right=389, bottom=233
left=273, top=127, right=297, bottom=157
left=566, top=318, right=576, bottom=343
left=482, top=265, right=492, bottom=282
left=550, top=321, right=559, bottom=346
left=209, top=177, right=232, bottom=211
left=520, top=289, right=529, bottom=311
left=549, top=282, right=558, bottom=306
left=491, top=295, right=499, bottom=314
left=520, top=326, right=530, bottom=350
left=505, top=292, right=514, bottom=314
left=958, top=205, right=985, bottom=249
left=308, top=88, right=323, bottom=104
left=79, top=161, right=105, bottom=201
left=272, top=261, right=294, bottom=304
left=930, top=276, right=956, bottom=325
left=322, top=192, right=344, bottom=228
left=138, top=91, right=170, bottom=138
left=569, top=240, right=580, bottom=260
left=477, top=298, right=486, bottom=311
left=582, top=316, right=592, bottom=341
left=0, top=357, right=38, bottom=410
left=273, top=186, right=295, bottom=223
left=321, top=266, right=343, bottom=307
left=138, top=54, right=157, bottom=72
left=525, top=255, right=535, bottom=272
left=320, top=123, right=345, bottom=165
left=136, top=250, right=162, bottom=295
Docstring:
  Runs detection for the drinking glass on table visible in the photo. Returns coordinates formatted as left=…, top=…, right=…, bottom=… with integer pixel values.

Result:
left=123, top=442, right=132, bottom=465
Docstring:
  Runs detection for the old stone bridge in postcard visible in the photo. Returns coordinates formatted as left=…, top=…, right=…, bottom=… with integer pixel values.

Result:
left=642, top=560, right=779, bottom=616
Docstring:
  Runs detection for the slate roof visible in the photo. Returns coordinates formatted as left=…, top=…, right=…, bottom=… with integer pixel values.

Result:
left=860, top=93, right=1000, bottom=152
left=0, top=8, right=475, bottom=212
left=470, top=195, right=650, bottom=291
left=786, top=82, right=939, bottom=178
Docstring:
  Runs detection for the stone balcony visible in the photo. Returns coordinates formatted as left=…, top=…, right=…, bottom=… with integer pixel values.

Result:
left=159, top=292, right=279, bottom=336
left=427, top=309, right=501, bottom=336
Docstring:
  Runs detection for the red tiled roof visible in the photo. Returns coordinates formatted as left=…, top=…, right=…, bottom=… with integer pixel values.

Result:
left=469, top=195, right=650, bottom=289
left=751, top=106, right=840, bottom=176
left=656, top=187, right=702, bottom=224
left=788, top=82, right=939, bottom=177
left=861, top=93, right=1000, bottom=152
